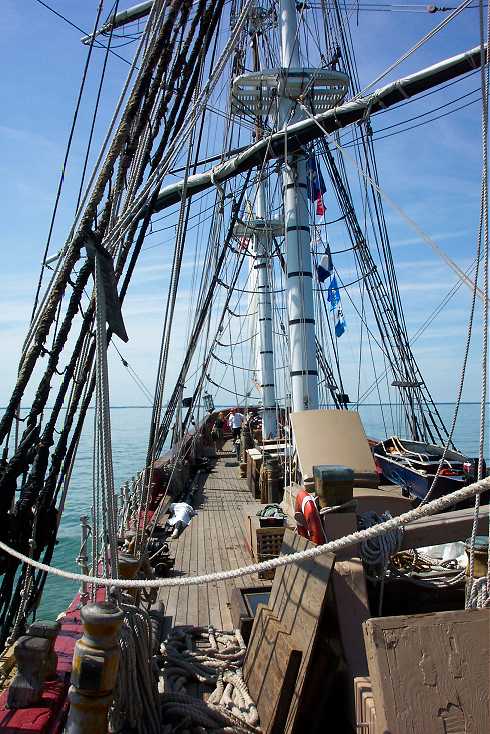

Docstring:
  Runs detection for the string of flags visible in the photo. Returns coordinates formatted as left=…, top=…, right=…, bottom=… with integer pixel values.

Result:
left=307, top=153, right=326, bottom=216
left=317, top=246, right=333, bottom=283
left=314, top=228, right=347, bottom=339
left=327, top=275, right=347, bottom=338
left=308, top=151, right=347, bottom=337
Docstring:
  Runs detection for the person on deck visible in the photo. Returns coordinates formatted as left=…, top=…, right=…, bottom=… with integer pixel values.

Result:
left=294, top=488, right=326, bottom=545
left=228, top=408, right=244, bottom=441
left=211, top=412, right=225, bottom=451
left=167, top=502, right=197, bottom=539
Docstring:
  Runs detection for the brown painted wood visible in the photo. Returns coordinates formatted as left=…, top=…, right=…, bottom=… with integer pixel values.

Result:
left=400, top=505, right=490, bottom=550
left=321, top=512, right=371, bottom=726
left=243, top=529, right=335, bottom=734
left=363, top=609, right=490, bottom=734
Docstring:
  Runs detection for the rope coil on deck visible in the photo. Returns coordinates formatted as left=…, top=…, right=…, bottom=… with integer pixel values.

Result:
left=0, top=476, right=488, bottom=589
left=159, top=626, right=259, bottom=733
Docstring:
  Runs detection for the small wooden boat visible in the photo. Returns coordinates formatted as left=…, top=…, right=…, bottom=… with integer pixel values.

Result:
left=373, top=436, right=469, bottom=502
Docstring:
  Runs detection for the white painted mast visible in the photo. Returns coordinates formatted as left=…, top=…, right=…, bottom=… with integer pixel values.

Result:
left=279, top=0, right=318, bottom=412
left=232, top=2, right=348, bottom=416
left=234, top=191, right=280, bottom=437
left=254, top=179, right=277, bottom=438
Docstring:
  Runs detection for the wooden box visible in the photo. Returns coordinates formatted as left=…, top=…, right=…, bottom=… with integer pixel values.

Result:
left=363, top=609, right=490, bottom=734
left=242, top=510, right=286, bottom=580
left=253, top=518, right=286, bottom=580
left=314, top=464, right=354, bottom=508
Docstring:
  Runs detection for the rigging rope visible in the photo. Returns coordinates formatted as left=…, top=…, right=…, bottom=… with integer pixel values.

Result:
left=30, top=0, right=106, bottom=321
left=467, top=1, right=490, bottom=608
left=94, top=249, right=120, bottom=586
left=0, top=0, right=226, bottom=646
left=301, top=102, right=489, bottom=304
left=352, top=0, right=477, bottom=100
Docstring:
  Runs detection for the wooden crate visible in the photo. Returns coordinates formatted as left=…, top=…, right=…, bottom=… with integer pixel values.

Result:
left=252, top=519, right=286, bottom=580
left=363, top=609, right=490, bottom=734
left=242, top=510, right=287, bottom=579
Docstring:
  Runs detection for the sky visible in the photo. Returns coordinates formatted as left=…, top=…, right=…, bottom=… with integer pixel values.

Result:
left=0, top=0, right=488, bottom=410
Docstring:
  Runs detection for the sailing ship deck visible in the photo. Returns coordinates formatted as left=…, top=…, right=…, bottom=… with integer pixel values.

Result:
left=158, top=445, right=268, bottom=632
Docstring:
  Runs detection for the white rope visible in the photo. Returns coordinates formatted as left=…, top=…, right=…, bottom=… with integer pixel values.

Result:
left=466, top=1, right=490, bottom=609
left=160, top=626, right=259, bottom=733
left=467, top=576, right=490, bottom=608
left=358, top=511, right=403, bottom=571
left=478, top=0, right=490, bottom=603
left=0, top=475, right=488, bottom=589
left=111, top=602, right=161, bottom=734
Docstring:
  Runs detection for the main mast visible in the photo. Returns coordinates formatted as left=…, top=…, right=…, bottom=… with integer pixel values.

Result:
left=233, top=2, right=348, bottom=414
left=279, top=0, right=318, bottom=412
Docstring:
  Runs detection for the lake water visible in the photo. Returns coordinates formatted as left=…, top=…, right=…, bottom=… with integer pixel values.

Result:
left=37, top=403, right=488, bottom=619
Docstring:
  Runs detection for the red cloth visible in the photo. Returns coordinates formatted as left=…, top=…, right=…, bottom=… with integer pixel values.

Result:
left=0, top=587, right=107, bottom=732
left=316, top=192, right=325, bottom=216
left=294, top=489, right=326, bottom=545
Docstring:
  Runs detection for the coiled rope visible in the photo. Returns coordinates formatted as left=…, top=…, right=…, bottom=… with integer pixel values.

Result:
left=358, top=511, right=403, bottom=572
left=160, top=626, right=259, bottom=733
left=111, top=601, right=161, bottom=734
left=467, top=576, right=490, bottom=608
left=358, top=510, right=404, bottom=614
left=0, top=476, right=488, bottom=589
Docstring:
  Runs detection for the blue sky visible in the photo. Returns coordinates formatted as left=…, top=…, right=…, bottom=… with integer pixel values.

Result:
left=0, top=1, right=488, bottom=409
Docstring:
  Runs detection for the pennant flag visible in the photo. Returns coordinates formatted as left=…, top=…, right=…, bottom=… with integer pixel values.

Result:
left=327, top=275, right=340, bottom=310
left=317, top=249, right=333, bottom=283
left=307, top=154, right=326, bottom=216
left=334, top=304, right=346, bottom=337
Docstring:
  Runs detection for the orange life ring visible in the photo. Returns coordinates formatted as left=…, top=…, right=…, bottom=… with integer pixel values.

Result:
left=294, top=489, right=326, bottom=545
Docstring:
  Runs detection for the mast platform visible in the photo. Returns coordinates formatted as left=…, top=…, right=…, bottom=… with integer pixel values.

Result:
left=158, top=443, right=269, bottom=632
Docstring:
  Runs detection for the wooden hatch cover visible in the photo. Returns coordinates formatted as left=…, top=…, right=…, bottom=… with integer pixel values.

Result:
left=243, top=529, right=335, bottom=734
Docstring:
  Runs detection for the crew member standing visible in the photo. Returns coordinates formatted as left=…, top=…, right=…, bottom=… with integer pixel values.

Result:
left=228, top=408, right=245, bottom=441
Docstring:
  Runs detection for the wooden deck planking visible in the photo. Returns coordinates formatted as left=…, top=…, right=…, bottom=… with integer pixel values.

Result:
left=159, top=446, right=268, bottom=630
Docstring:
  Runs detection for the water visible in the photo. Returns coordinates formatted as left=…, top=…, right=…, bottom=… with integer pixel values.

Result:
left=37, top=403, right=488, bottom=619
left=39, top=408, right=150, bottom=620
